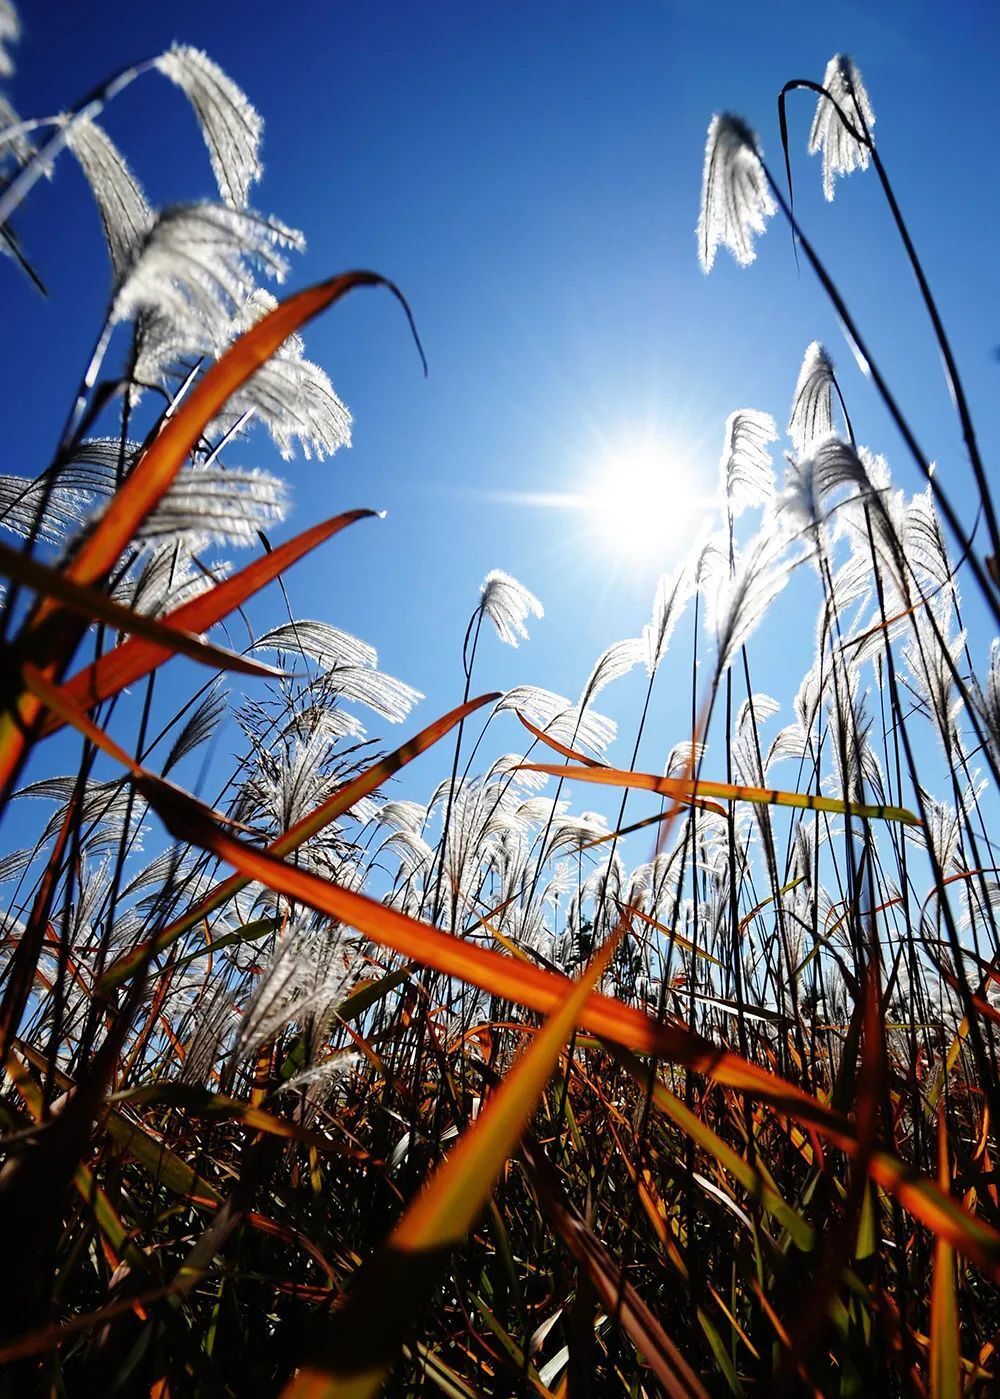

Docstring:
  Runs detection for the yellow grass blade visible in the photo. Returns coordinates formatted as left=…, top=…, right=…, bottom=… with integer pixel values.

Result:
left=931, top=1108, right=960, bottom=1399
left=519, top=762, right=921, bottom=826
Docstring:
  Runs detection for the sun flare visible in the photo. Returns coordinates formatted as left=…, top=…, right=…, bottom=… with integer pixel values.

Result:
left=587, top=436, right=706, bottom=561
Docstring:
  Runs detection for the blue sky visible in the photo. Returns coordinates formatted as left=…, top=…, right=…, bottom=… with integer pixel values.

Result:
left=5, top=0, right=1000, bottom=817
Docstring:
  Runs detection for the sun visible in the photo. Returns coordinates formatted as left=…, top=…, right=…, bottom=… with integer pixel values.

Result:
left=586, top=435, right=707, bottom=561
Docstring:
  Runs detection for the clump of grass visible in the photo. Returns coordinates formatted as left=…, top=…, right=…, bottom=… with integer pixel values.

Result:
left=1, top=19, right=999, bottom=1396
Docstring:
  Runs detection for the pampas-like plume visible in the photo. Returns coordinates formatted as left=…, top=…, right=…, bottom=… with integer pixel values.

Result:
left=213, top=291, right=352, bottom=460
left=0, top=0, right=18, bottom=79
left=719, top=409, right=777, bottom=517
left=29, top=440, right=287, bottom=550
left=643, top=562, right=692, bottom=676
left=809, top=55, right=875, bottom=202
left=497, top=686, right=617, bottom=756
left=112, top=204, right=303, bottom=343
left=698, top=114, right=776, bottom=272
left=579, top=637, right=645, bottom=707
left=788, top=343, right=837, bottom=454
left=63, top=114, right=152, bottom=280
left=778, top=435, right=869, bottom=532
left=252, top=620, right=377, bottom=671
left=154, top=44, right=263, bottom=210
left=702, top=531, right=789, bottom=675
left=478, top=570, right=544, bottom=647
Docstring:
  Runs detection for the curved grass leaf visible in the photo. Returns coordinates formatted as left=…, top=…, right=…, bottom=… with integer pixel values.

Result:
left=40, top=509, right=378, bottom=737
left=0, top=536, right=284, bottom=681
left=519, top=761, right=921, bottom=826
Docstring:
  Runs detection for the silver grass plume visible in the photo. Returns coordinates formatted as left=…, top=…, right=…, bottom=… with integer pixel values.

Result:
left=112, top=540, right=221, bottom=617
left=809, top=55, right=875, bottom=202
left=777, top=435, right=870, bottom=533
left=702, top=530, right=789, bottom=675
left=719, top=409, right=777, bottom=517
left=50, top=440, right=288, bottom=550
left=0, top=0, right=18, bottom=78
left=251, top=620, right=377, bottom=671
left=698, top=114, right=776, bottom=272
left=0, top=470, right=95, bottom=544
left=214, top=291, right=352, bottom=460
left=497, top=687, right=617, bottom=757
left=163, top=688, right=228, bottom=775
left=320, top=665, right=422, bottom=724
left=63, top=114, right=153, bottom=280
left=16, top=776, right=141, bottom=855
left=788, top=343, right=837, bottom=454
left=971, top=642, right=1000, bottom=770
left=478, top=570, right=544, bottom=647
left=154, top=44, right=263, bottom=209
left=579, top=637, right=645, bottom=707
left=0, top=94, right=31, bottom=166
left=236, top=920, right=359, bottom=1060
left=112, top=204, right=303, bottom=344
left=643, top=561, right=692, bottom=675
left=134, top=463, right=287, bottom=548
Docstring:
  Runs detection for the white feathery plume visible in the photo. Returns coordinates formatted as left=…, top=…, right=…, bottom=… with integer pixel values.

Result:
left=698, top=114, right=776, bottom=272
left=0, top=93, right=33, bottom=166
left=0, top=0, right=18, bottom=78
left=135, top=464, right=287, bottom=547
left=112, top=540, right=220, bottom=617
left=154, top=44, right=263, bottom=209
left=501, top=686, right=618, bottom=756
left=486, top=752, right=549, bottom=791
left=703, top=531, right=789, bottom=675
left=16, top=776, right=140, bottom=854
left=809, top=55, right=875, bottom=202
left=236, top=921, right=358, bottom=1058
left=377, top=800, right=427, bottom=837
left=0, top=847, right=30, bottom=883
left=383, top=828, right=434, bottom=878
left=112, top=203, right=303, bottom=343
left=579, top=636, right=645, bottom=706
left=163, top=688, right=228, bottom=775
left=214, top=291, right=352, bottom=460
left=904, top=488, right=956, bottom=597
left=56, top=439, right=287, bottom=549
left=327, top=666, right=423, bottom=724
left=63, top=114, right=153, bottom=280
left=719, top=409, right=777, bottom=517
left=251, top=620, right=377, bottom=671
left=972, top=641, right=1000, bottom=769
left=478, top=570, right=544, bottom=647
left=788, top=343, right=836, bottom=454
left=903, top=612, right=966, bottom=738
left=643, top=561, right=692, bottom=676
left=778, top=435, right=869, bottom=532
left=664, top=740, right=705, bottom=778
left=0, top=471, right=93, bottom=544
left=180, top=988, right=236, bottom=1086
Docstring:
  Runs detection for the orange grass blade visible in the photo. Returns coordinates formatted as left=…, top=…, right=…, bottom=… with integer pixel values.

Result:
left=282, top=928, right=624, bottom=1398
left=0, top=537, right=284, bottom=681
left=40, top=509, right=377, bottom=737
left=519, top=762, right=921, bottom=826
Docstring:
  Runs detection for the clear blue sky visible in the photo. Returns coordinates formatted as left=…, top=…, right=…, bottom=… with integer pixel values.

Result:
left=5, top=0, right=999, bottom=810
